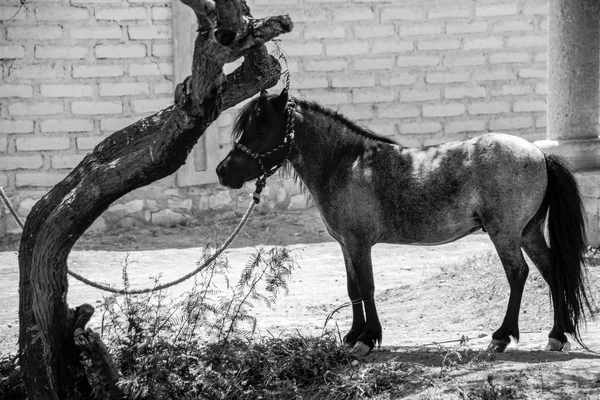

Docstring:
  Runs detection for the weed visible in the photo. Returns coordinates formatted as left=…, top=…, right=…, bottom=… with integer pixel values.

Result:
left=459, top=374, right=522, bottom=400
left=95, top=243, right=302, bottom=399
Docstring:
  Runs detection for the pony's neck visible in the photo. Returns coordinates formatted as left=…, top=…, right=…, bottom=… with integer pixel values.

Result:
left=287, top=103, right=364, bottom=191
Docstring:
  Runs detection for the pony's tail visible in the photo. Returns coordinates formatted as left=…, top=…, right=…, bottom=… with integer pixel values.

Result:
left=544, top=154, right=594, bottom=348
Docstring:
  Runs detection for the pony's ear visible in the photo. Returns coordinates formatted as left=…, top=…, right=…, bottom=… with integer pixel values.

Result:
left=272, top=88, right=289, bottom=112
left=259, top=90, right=271, bottom=113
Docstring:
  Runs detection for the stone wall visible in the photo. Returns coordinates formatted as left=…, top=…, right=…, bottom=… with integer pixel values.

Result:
left=0, top=0, right=554, bottom=235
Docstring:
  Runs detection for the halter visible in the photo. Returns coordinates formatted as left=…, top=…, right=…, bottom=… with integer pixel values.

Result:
left=234, top=101, right=296, bottom=204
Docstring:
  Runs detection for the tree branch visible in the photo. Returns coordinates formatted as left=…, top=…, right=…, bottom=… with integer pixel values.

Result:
left=214, top=0, right=246, bottom=45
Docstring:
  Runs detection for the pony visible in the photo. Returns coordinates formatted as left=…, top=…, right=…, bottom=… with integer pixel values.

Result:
left=216, top=89, right=593, bottom=357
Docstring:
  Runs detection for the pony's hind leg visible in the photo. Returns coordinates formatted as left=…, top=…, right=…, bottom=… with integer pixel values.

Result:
left=521, top=225, right=571, bottom=351
left=487, top=232, right=529, bottom=352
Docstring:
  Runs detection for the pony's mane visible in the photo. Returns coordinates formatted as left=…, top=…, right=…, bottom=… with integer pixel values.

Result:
left=230, top=95, right=398, bottom=202
left=231, top=96, right=261, bottom=142
left=231, top=95, right=398, bottom=145
left=294, top=98, right=398, bottom=145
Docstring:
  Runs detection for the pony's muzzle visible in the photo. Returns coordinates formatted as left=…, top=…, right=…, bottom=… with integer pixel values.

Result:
left=216, top=160, right=230, bottom=187
left=216, top=158, right=245, bottom=189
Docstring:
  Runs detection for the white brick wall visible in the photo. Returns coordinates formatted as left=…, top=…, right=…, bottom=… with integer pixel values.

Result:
left=0, top=0, right=173, bottom=205
left=0, top=0, right=551, bottom=231
left=216, top=0, right=547, bottom=152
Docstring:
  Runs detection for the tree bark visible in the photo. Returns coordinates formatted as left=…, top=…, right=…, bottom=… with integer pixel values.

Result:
left=18, top=1, right=292, bottom=398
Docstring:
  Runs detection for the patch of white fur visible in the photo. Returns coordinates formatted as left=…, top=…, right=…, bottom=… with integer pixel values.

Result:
left=545, top=338, right=570, bottom=351
left=351, top=158, right=372, bottom=181
left=350, top=341, right=371, bottom=357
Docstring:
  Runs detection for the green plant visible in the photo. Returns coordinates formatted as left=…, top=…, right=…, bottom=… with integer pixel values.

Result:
left=96, top=244, right=299, bottom=399
left=213, top=246, right=295, bottom=346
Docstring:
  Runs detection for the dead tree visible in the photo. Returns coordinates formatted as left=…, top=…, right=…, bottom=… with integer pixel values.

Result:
left=17, top=1, right=292, bottom=398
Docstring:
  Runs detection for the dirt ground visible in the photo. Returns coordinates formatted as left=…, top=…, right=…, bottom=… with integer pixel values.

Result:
left=1, top=207, right=599, bottom=398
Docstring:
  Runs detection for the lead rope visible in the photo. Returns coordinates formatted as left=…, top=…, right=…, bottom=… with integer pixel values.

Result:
left=0, top=186, right=258, bottom=295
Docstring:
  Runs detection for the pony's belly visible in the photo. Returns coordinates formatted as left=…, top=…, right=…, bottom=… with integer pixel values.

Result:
left=380, top=223, right=483, bottom=246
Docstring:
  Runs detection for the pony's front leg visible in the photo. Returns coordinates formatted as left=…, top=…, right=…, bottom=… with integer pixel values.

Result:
left=339, top=245, right=365, bottom=347
left=345, top=240, right=381, bottom=357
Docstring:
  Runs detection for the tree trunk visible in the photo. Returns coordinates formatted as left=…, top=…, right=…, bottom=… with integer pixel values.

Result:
left=18, top=1, right=292, bottom=398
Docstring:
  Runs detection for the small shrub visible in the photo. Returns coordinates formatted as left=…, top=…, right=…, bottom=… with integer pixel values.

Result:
left=96, top=244, right=304, bottom=399
left=0, top=353, right=24, bottom=400
left=460, top=375, right=522, bottom=400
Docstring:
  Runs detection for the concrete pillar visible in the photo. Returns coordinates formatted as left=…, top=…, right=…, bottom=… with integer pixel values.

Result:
left=535, top=0, right=600, bottom=247
left=548, top=0, right=599, bottom=141
left=536, top=0, right=600, bottom=171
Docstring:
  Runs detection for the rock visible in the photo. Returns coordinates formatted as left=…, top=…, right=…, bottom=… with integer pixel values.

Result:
left=108, top=200, right=144, bottom=216
left=288, top=194, right=308, bottom=209
left=6, top=216, right=22, bottom=234
left=146, top=199, right=160, bottom=212
left=275, top=187, right=287, bottom=204
left=88, top=216, right=107, bottom=233
left=208, top=190, right=232, bottom=209
left=118, top=217, right=137, bottom=228
left=152, top=209, right=185, bottom=226
left=18, top=198, right=37, bottom=217
left=196, top=196, right=210, bottom=211
left=283, top=178, right=301, bottom=196
left=163, top=188, right=182, bottom=197
left=188, top=187, right=211, bottom=196
left=168, top=198, right=192, bottom=212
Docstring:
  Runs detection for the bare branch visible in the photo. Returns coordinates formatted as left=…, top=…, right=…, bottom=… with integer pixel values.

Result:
left=180, top=0, right=215, bottom=16
left=228, top=14, right=293, bottom=61
left=220, top=47, right=281, bottom=109
left=214, top=0, right=247, bottom=45
left=186, top=12, right=292, bottom=115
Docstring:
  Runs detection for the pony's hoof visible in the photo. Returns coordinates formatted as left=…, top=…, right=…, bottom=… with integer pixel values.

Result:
left=545, top=338, right=571, bottom=352
left=343, top=331, right=359, bottom=347
left=350, top=341, right=372, bottom=357
left=487, top=339, right=510, bottom=353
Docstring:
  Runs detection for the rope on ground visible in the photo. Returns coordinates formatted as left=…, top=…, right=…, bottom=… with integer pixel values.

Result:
left=0, top=186, right=257, bottom=295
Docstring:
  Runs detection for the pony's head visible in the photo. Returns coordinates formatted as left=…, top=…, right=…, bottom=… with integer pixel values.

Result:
left=217, top=89, right=292, bottom=189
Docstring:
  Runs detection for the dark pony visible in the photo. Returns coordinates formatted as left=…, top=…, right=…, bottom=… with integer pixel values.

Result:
left=217, top=90, right=594, bottom=356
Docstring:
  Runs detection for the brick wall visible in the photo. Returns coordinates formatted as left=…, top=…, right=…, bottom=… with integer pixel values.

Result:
left=0, top=0, right=176, bottom=232
left=216, top=0, right=548, bottom=155
left=0, top=0, right=549, bottom=234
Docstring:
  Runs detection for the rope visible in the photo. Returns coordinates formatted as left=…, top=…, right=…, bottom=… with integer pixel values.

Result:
left=271, top=39, right=291, bottom=91
left=69, top=200, right=256, bottom=294
left=0, top=187, right=24, bottom=230
left=1, top=186, right=258, bottom=295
